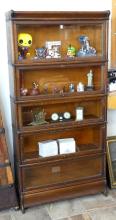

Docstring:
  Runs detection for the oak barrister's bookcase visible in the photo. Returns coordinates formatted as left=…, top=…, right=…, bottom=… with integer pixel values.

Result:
left=6, top=10, right=110, bottom=212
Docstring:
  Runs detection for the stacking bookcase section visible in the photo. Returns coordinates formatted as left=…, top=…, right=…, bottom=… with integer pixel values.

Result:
left=6, top=10, right=110, bottom=212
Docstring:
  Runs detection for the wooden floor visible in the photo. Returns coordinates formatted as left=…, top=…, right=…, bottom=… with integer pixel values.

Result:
left=0, top=189, right=116, bottom=219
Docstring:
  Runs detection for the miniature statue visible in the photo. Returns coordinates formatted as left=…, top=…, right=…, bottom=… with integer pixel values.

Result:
left=20, top=88, right=28, bottom=96
left=69, top=83, right=75, bottom=92
left=87, top=70, right=93, bottom=86
left=18, top=33, right=32, bottom=60
left=43, top=84, right=49, bottom=94
left=67, top=45, right=76, bottom=58
left=29, top=109, right=48, bottom=126
left=29, top=82, right=40, bottom=96
left=52, top=86, right=60, bottom=94
left=77, top=36, right=96, bottom=57
left=77, top=82, right=84, bottom=92
left=35, top=47, right=47, bottom=59
left=86, top=70, right=94, bottom=91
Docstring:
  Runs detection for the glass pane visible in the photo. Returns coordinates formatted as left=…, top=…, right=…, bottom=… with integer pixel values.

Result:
left=20, top=125, right=104, bottom=161
left=22, top=155, right=103, bottom=190
left=16, top=23, right=104, bottom=61
left=20, top=97, right=105, bottom=127
left=18, top=65, right=105, bottom=97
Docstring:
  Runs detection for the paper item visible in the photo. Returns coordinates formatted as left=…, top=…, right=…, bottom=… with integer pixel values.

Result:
left=38, top=140, right=58, bottom=157
left=58, top=138, right=76, bottom=154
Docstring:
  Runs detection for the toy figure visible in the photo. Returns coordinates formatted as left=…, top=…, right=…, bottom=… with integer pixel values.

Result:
left=18, top=33, right=32, bottom=60
left=35, top=47, right=47, bottom=59
left=67, top=45, right=76, bottom=58
left=77, top=36, right=96, bottom=57
left=29, top=82, right=40, bottom=96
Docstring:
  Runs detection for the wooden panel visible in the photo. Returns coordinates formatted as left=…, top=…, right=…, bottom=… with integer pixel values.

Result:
left=23, top=179, right=106, bottom=208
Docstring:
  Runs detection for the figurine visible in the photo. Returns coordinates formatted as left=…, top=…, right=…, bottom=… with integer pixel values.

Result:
left=20, top=88, right=28, bottom=96
left=77, top=36, right=96, bottom=57
left=29, top=82, right=40, bottom=96
left=52, top=86, right=60, bottom=94
left=18, top=33, right=32, bottom=60
left=35, top=47, right=47, bottom=59
left=69, top=83, right=75, bottom=92
left=86, top=70, right=94, bottom=91
left=43, top=84, right=49, bottom=94
left=77, top=82, right=84, bottom=92
left=29, top=109, right=48, bottom=126
left=67, top=45, right=76, bottom=58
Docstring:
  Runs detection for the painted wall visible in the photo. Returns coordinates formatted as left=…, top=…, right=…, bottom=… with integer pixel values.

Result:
left=0, top=0, right=112, bottom=161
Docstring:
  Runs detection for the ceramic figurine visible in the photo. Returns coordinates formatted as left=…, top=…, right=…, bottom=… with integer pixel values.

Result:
left=86, top=69, right=94, bottom=91
left=87, top=70, right=93, bottom=87
left=20, top=88, right=28, bottom=96
left=77, top=82, right=84, bottom=92
left=18, top=33, right=32, bottom=60
left=43, top=85, right=49, bottom=94
left=29, top=82, right=40, bottom=96
left=52, top=86, right=60, bottom=94
left=77, top=35, right=96, bottom=57
left=69, top=83, right=75, bottom=92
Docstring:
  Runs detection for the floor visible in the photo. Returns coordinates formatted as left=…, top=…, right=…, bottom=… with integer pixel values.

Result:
left=0, top=189, right=116, bottom=220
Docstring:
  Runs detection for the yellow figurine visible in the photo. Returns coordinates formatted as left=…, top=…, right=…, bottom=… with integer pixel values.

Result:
left=18, top=33, right=32, bottom=60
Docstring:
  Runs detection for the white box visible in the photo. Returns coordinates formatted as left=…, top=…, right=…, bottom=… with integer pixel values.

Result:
left=58, top=138, right=76, bottom=154
left=38, top=140, right=58, bottom=157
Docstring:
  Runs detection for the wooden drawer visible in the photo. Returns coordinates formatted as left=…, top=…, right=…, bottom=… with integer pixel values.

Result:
left=22, top=154, right=104, bottom=191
